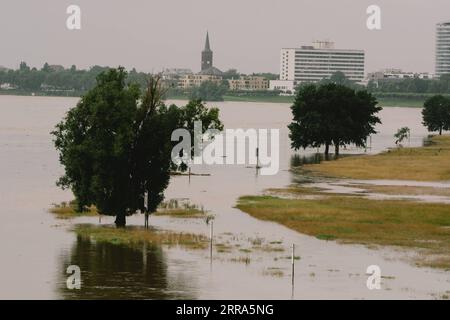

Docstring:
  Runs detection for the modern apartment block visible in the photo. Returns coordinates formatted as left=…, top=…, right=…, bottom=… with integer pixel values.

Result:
left=436, top=21, right=450, bottom=77
left=228, top=76, right=269, bottom=91
left=368, top=69, right=434, bottom=81
left=280, top=41, right=365, bottom=83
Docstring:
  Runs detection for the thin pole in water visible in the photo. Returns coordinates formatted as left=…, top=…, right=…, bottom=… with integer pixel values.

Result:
left=256, top=147, right=260, bottom=169
left=144, top=191, right=149, bottom=229
left=291, top=243, right=295, bottom=298
left=210, top=221, right=214, bottom=263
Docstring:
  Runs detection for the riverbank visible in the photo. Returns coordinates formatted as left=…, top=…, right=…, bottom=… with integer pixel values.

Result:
left=237, top=194, right=450, bottom=269
left=304, top=135, right=450, bottom=181
left=0, top=90, right=430, bottom=107
left=237, top=135, right=450, bottom=270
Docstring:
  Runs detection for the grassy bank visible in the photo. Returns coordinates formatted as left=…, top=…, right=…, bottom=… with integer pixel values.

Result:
left=304, top=135, right=450, bottom=181
left=1, top=90, right=428, bottom=108
left=237, top=194, right=450, bottom=269
left=375, top=97, right=424, bottom=108
left=49, top=201, right=98, bottom=219
left=222, top=95, right=294, bottom=104
left=374, top=93, right=450, bottom=108
left=0, top=89, right=82, bottom=97
left=74, top=224, right=208, bottom=249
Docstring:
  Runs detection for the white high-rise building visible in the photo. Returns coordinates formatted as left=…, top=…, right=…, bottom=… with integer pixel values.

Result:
left=280, top=41, right=365, bottom=83
left=435, top=21, right=450, bottom=77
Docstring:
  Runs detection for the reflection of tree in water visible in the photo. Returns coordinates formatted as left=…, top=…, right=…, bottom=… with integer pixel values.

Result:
left=290, top=152, right=355, bottom=167
left=59, top=234, right=196, bottom=299
left=289, top=153, right=357, bottom=184
left=290, top=153, right=327, bottom=167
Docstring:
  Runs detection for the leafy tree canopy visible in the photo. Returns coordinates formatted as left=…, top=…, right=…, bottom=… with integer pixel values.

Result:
left=422, top=95, right=450, bottom=135
left=52, top=68, right=222, bottom=227
left=288, top=83, right=381, bottom=156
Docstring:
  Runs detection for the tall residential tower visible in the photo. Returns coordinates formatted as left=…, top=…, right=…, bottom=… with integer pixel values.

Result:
left=436, top=21, right=450, bottom=77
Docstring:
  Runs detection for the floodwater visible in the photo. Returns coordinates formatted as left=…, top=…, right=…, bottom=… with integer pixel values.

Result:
left=0, top=95, right=449, bottom=300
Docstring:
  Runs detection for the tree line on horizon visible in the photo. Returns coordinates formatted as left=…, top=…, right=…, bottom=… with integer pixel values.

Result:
left=0, top=62, right=279, bottom=101
left=367, top=74, right=450, bottom=94
left=0, top=62, right=150, bottom=93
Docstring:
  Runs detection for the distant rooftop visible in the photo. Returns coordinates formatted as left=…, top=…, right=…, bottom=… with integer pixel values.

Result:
left=283, top=40, right=363, bottom=52
left=312, top=40, right=334, bottom=49
left=198, top=66, right=223, bottom=76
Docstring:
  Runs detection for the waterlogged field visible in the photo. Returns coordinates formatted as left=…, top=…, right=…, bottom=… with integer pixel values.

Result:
left=238, top=136, right=450, bottom=270
left=1, top=96, right=449, bottom=299
left=305, top=135, right=450, bottom=181
left=237, top=194, right=450, bottom=269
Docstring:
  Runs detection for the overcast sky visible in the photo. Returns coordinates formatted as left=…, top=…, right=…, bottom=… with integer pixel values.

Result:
left=0, top=0, right=449, bottom=74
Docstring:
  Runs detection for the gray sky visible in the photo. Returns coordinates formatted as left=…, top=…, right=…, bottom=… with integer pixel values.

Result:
left=0, top=0, right=449, bottom=74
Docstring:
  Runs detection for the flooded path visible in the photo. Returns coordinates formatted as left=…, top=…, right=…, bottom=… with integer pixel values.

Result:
left=0, top=96, right=448, bottom=299
left=304, top=179, right=450, bottom=204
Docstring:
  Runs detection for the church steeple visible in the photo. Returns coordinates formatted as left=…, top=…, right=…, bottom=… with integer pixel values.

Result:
left=204, top=31, right=211, bottom=52
left=201, top=31, right=213, bottom=71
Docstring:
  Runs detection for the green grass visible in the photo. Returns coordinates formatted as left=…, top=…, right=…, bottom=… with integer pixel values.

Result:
left=155, top=199, right=211, bottom=218
left=236, top=195, right=450, bottom=269
left=50, top=199, right=210, bottom=219
left=223, top=95, right=294, bottom=103
left=49, top=201, right=98, bottom=219
left=155, top=208, right=207, bottom=218
left=305, top=135, right=450, bottom=181
left=74, top=224, right=208, bottom=250
left=376, top=97, right=424, bottom=108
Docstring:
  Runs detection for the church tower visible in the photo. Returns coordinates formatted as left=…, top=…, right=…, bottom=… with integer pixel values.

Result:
left=201, top=32, right=213, bottom=71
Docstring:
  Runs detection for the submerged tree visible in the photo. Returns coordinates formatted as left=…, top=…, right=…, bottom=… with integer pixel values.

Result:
left=422, top=95, right=450, bottom=135
left=394, top=127, right=411, bottom=147
left=288, top=83, right=381, bottom=156
left=52, top=68, right=222, bottom=227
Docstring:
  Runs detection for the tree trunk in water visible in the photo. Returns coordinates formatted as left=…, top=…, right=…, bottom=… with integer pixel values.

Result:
left=115, top=213, right=126, bottom=228
left=335, top=144, right=340, bottom=157
left=440, top=127, right=443, bottom=135
left=144, top=212, right=149, bottom=229
left=324, top=143, right=330, bottom=156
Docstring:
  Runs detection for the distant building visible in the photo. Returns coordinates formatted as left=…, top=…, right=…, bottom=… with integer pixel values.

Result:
left=178, top=74, right=222, bottom=89
left=0, top=83, right=16, bottom=90
left=228, top=76, right=269, bottom=91
left=199, top=32, right=223, bottom=76
left=280, top=41, right=365, bottom=83
left=436, top=21, right=450, bottom=77
left=368, top=69, right=434, bottom=81
left=161, top=68, right=193, bottom=80
left=269, top=80, right=297, bottom=94
left=48, top=65, right=65, bottom=72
